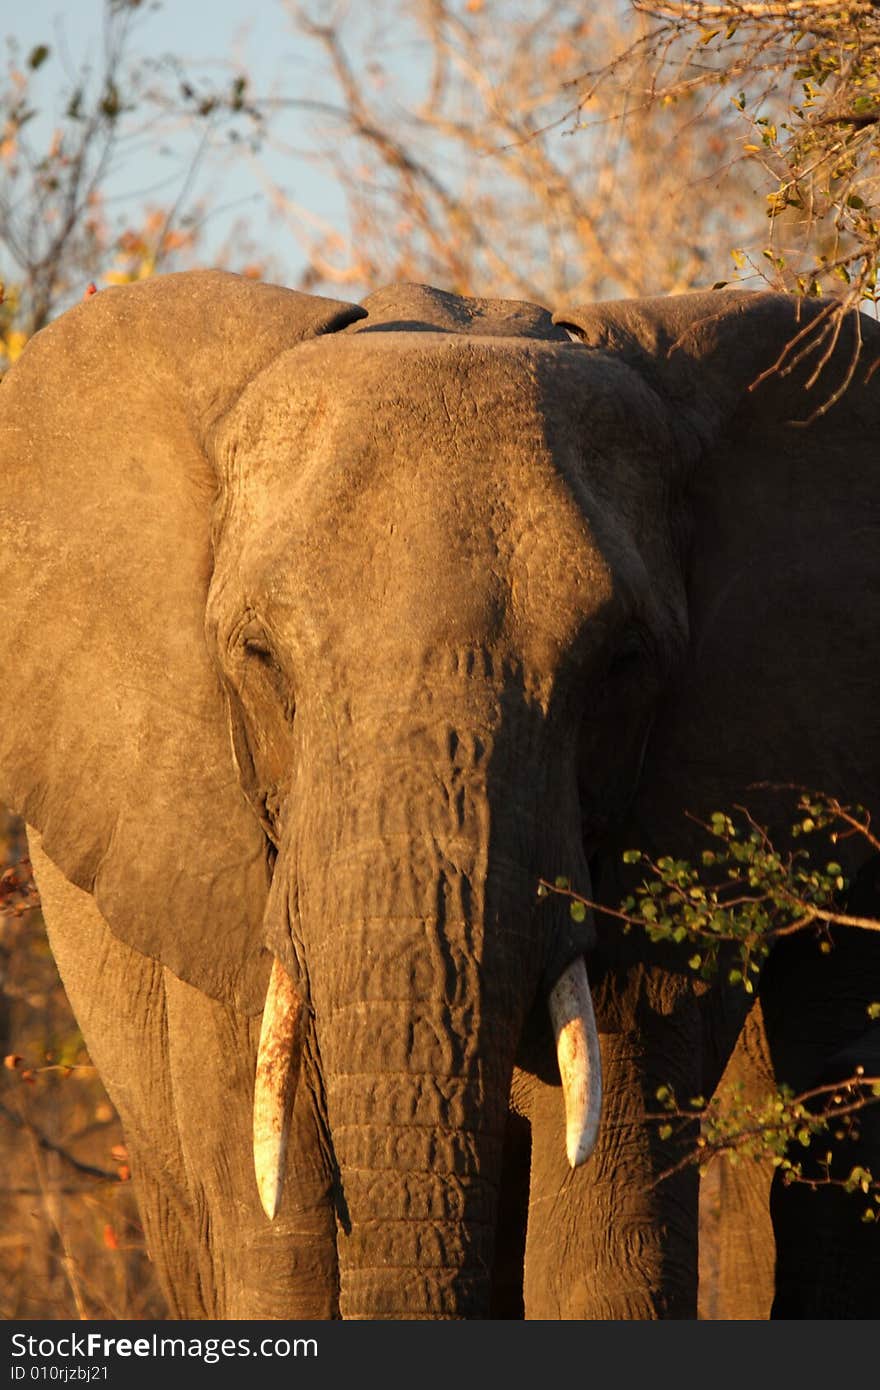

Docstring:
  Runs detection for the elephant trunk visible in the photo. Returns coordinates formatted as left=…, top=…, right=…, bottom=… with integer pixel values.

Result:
left=313, top=838, right=525, bottom=1319
left=324, top=961, right=511, bottom=1315
left=258, top=701, right=600, bottom=1318
left=289, top=722, right=540, bottom=1318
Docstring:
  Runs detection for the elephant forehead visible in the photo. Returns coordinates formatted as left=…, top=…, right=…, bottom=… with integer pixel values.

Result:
left=220, top=335, right=624, bottom=675
left=223, top=331, right=622, bottom=553
left=234, top=332, right=574, bottom=446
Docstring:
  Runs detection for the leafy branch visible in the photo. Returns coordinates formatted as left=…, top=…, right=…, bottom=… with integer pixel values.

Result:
left=539, top=790, right=880, bottom=993
left=647, top=1071, right=880, bottom=1221
left=540, top=788, right=880, bottom=1203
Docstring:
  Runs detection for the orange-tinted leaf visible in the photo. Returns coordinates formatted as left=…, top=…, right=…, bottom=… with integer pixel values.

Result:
left=550, top=40, right=578, bottom=69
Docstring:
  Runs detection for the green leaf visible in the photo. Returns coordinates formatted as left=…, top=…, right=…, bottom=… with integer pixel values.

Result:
left=622, top=850, right=641, bottom=864
left=570, top=900, right=587, bottom=923
left=658, top=1123, right=673, bottom=1140
left=28, top=44, right=50, bottom=70
left=554, top=875, right=570, bottom=891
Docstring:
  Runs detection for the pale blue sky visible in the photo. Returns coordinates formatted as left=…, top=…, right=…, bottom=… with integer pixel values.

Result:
left=6, top=0, right=362, bottom=285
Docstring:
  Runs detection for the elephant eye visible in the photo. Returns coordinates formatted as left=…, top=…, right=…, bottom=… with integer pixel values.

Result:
left=238, top=618, right=276, bottom=666
left=236, top=618, right=295, bottom=718
left=607, top=626, right=649, bottom=677
left=245, top=635, right=274, bottom=664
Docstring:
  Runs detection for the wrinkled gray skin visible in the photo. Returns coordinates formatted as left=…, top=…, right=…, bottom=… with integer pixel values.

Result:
left=1, top=272, right=878, bottom=1319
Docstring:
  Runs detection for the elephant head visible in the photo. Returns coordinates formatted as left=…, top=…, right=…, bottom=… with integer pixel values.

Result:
left=1, top=272, right=877, bottom=1319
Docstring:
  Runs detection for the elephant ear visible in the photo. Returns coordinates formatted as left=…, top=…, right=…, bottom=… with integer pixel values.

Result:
left=0, top=271, right=364, bottom=1012
left=554, top=289, right=880, bottom=846
left=554, top=288, right=880, bottom=445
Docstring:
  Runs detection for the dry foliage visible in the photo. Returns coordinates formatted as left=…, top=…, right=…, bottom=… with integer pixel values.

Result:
left=587, top=2, right=880, bottom=403
left=0, top=810, right=164, bottom=1319
left=624, top=3, right=880, bottom=303
left=274, top=1, right=762, bottom=300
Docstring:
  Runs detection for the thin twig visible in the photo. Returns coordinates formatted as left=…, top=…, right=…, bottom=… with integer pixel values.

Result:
left=0, top=1101, right=117, bottom=1182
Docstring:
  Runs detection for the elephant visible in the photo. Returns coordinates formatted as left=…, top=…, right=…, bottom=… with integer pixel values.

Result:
left=0, top=270, right=878, bottom=1320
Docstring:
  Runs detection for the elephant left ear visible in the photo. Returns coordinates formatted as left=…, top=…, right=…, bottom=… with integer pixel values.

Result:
left=554, top=288, right=880, bottom=844
left=0, top=271, right=365, bottom=1013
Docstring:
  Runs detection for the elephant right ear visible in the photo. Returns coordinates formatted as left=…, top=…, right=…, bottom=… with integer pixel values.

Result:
left=553, top=288, right=880, bottom=448
left=0, top=271, right=364, bottom=1013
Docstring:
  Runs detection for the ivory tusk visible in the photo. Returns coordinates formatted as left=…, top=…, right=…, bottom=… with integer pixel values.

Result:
left=548, top=956, right=603, bottom=1168
left=253, top=956, right=303, bottom=1220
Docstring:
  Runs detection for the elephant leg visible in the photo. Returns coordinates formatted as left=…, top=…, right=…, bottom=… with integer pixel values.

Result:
left=29, top=829, right=211, bottom=1318
left=698, top=1002, right=775, bottom=1319
left=760, top=900, right=880, bottom=1319
left=163, top=972, right=338, bottom=1319
left=520, top=1026, right=701, bottom=1319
